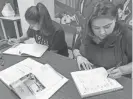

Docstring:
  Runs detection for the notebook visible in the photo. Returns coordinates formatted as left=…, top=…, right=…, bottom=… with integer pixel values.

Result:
left=3, top=43, right=48, bottom=57
left=0, top=58, right=68, bottom=99
left=71, top=67, right=123, bottom=98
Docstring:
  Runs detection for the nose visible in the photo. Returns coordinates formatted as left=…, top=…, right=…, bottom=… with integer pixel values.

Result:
left=100, top=28, right=106, bottom=35
left=29, top=25, right=33, bottom=29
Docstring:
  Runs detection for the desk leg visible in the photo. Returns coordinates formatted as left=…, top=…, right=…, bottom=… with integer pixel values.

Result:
left=14, top=21, right=20, bottom=39
left=0, top=19, right=7, bottom=39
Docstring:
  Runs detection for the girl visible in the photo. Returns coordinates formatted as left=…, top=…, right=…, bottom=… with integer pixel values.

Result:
left=73, top=1, right=132, bottom=79
left=10, top=3, right=68, bottom=57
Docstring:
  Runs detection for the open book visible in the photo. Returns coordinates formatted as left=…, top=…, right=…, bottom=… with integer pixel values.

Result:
left=71, top=67, right=123, bottom=98
left=3, top=43, right=48, bottom=57
left=0, top=58, right=68, bottom=99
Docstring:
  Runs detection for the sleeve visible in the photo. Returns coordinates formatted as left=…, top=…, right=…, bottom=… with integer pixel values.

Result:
left=74, top=31, right=91, bottom=50
left=74, top=34, right=82, bottom=49
left=50, top=29, right=66, bottom=50
left=123, top=26, right=132, bottom=62
left=27, top=28, right=34, bottom=38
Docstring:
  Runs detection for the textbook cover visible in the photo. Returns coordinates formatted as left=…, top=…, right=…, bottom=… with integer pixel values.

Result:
left=0, top=58, right=68, bottom=99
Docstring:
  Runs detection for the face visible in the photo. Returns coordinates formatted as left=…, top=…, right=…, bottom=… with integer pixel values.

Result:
left=91, top=17, right=116, bottom=40
left=27, top=20, right=40, bottom=31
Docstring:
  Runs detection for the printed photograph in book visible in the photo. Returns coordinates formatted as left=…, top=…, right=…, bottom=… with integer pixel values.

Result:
left=10, top=73, right=45, bottom=99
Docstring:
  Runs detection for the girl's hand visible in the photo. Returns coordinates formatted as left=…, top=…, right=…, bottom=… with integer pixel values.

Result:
left=107, top=67, right=123, bottom=79
left=8, top=38, right=20, bottom=45
left=76, top=55, right=93, bottom=70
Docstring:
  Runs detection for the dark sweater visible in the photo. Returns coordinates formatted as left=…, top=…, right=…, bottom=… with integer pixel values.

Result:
left=74, top=22, right=132, bottom=69
left=27, top=21, right=68, bottom=57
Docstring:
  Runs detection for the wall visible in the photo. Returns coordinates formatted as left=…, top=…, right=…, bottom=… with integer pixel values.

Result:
left=17, top=0, right=55, bottom=35
left=0, top=0, right=22, bottom=39
left=35, top=0, right=55, bottom=19
left=56, top=0, right=76, bottom=8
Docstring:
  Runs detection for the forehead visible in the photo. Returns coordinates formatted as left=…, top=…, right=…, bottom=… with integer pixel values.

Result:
left=91, top=17, right=115, bottom=27
left=27, top=20, right=38, bottom=24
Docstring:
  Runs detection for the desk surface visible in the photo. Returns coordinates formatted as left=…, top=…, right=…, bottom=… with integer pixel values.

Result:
left=0, top=52, right=132, bottom=99
left=0, top=15, right=20, bottom=21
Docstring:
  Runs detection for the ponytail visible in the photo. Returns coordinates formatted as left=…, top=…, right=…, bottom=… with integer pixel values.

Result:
left=36, top=3, right=55, bottom=36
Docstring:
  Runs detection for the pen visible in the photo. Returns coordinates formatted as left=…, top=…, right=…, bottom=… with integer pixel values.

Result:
left=107, top=61, right=122, bottom=77
left=111, top=61, right=122, bottom=70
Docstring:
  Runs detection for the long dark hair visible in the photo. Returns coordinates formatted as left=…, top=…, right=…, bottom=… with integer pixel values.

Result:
left=82, top=1, right=118, bottom=40
left=82, top=1, right=124, bottom=65
left=25, top=3, right=55, bottom=36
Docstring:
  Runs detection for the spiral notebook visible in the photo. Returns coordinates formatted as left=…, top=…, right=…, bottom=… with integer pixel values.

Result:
left=71, top=67, right=123, bottom=98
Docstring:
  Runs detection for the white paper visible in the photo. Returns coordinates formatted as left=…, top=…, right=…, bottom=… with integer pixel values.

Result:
left=3, top=43, right=48, bottom=57
left=71, top=67, right=123, bottom=98
left=0, top=58, right=68, bottom=99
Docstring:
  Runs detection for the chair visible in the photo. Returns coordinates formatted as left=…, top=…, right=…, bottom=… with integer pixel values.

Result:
left=61, top=24, right=76, bottom=58
left=61, top=24, right=80, bottom=58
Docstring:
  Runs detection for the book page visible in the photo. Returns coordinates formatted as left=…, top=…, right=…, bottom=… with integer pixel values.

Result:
left=33, top=64, right=64, bottom=87
left=3, top=44, right=22, bottom=55
left=3, top=43, right=28, bottom=55
left=20, top=43, right=48, bottom=57
left=75, top=74, right=115, bottom=94
left=18, top=58, right=68, bottom=99
left=0, top=58, right=68, bottom=99
left=71, top=67, right=123, bottom=97
left=7, top=58, right=63, bottom=87
left=10, top=73, right=45, bottom=99
left=3, top=43, right=48, bottom=57
left=0, top=58, right=33, bottom=85
left=31, top=64, right=68, bottom=99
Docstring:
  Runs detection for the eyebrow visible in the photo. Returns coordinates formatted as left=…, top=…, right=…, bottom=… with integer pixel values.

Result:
left=92, top=22, right=113, bottom=28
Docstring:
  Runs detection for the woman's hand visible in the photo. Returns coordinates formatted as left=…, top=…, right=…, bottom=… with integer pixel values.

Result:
left=8, top=38, right=20, bottom=45
left=107, top=63, right=132, bottom=79
left=107, top=67, right=123, bottom=79
left=76, top=55, right=93, bottom=70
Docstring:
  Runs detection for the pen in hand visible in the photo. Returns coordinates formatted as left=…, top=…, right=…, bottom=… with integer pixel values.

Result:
left=107, top=61, right=122, bottom=77
left=112, top=61, right=122, bottom=70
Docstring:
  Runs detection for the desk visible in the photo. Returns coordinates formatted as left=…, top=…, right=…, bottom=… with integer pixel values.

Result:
left=0, top=16, right=20, bottom=39
left=0, top=52, right=132, bottom=99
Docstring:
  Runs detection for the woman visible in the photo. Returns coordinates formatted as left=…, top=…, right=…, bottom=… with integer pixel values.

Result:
left=10, top=3, right=68, bottom=57
left=73, top=1, right=132, bottom=79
